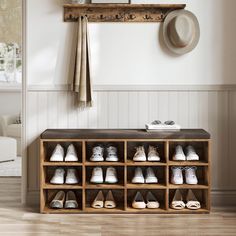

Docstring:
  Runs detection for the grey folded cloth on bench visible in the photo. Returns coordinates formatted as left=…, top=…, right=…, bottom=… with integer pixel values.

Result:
left=71, top=16, right=92, bottom=108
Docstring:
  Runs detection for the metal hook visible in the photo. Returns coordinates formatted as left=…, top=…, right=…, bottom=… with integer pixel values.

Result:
left=128, top=14, right=136, bottom=20
left=143, top=14, right=152, bottom=20
left=100, top=14, right=106, bottom=20
left=116, top=14, right=122, bottom=20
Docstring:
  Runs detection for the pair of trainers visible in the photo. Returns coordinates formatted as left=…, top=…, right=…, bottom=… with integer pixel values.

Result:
left=132, top=167, right=158, bottom=184
left=133, top=146, right=160, bottom=162
left=171, top=189, right=201, bottom=210
left=92, top=190, right=116, bottom=209
left=90, top=167, right=118, bottom=184
left=132, top=191, right=160, bottom=209
left=50, top=144, right=78, bottom=162
left=50, top=190, right=78, bottom=209
left=50, top=168, right=79, bottom=185
left=90, top=146, right=118, bottom=162
left=171, top=166, right=198, bottom=185
left=173, top=145, right=199, bottom=161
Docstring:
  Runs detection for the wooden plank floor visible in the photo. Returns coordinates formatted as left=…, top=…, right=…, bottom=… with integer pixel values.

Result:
left=0, top=178, right=236, bottom=236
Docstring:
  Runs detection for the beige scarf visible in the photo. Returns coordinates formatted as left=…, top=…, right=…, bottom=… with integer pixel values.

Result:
left=71, top=16, right=92, bottom=107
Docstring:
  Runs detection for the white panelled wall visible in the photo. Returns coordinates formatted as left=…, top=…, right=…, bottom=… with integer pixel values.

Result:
left=27, top=88, right=236, bottom=205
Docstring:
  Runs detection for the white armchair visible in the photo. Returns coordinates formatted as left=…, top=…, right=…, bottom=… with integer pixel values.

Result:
left=0, top=115, right=21, bottom=156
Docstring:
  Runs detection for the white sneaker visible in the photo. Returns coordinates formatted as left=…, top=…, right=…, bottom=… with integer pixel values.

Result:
left=145, top=167, right=158, bottom=184
left=147, top=146, right=160, bottom=162
left=173, top=145, right=186, bottom=161
left=105, top=167, right=118, bottom=184
left=50, top=144, right=64, bottom=162
left=186, top=146, right=199, bottom=161
left=132, top=191, right=146, bottom=209
left=185, top=167, right=198, bottom=185
left=133, top=146, right=146, bottom=162
left=90, top=146, right=104, bottom=162
left=106, top=146, right=118, bottom=162
left=171, top=167, right=184, bottom=185
left=65, top=144, right=78, bottom=162
left=132, top=167, right=145, bottom=184
left=90, top=167, right=103, bottom=184
left=50, top=168, right=65, bottom=184
left=65, top=168, right=79, bottom=184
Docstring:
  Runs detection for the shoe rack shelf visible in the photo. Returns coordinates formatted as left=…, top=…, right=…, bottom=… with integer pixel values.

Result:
left=40, top=129, right=211, bottom=214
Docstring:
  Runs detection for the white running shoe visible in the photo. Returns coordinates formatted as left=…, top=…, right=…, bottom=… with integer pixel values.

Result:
left=147, top=146, right=160, bottom=162
left=133, top=146, right=146, bottom=162
left=171, top=167, right=184, bottom=185
left=90, top=167, right=103, bottom=184
left=106, top=146, right=118, bottom=162
left=50, top=168, right=65, bottom=184
left=132, top=167, right=145, bottom=184
left=65, top=168, right=79, bottom=184
left=173, top=145, right=186, bottom=161
left=105, top=167, right=118, bottom=184
left=90, top=146, right=104, bottom=162
left=186, top=146, right=199, bottom=161
left=145, top=167, right=158, bottom=184
left=65, top=144, right=78, bottom=162
left=50, top=144, right=64, bottom=162
left=132, top=191, right=146, bottom=209
left=185, top=167, right=198, bottom=185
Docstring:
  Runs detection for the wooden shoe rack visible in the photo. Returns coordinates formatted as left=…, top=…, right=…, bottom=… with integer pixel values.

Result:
left=40, top=129, right=211, bottom=214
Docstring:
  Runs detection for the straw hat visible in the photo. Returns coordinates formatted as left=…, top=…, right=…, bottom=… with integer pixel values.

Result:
left=163, top=10, right=200, bottom=55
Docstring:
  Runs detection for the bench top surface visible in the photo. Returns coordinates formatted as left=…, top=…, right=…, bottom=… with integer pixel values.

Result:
left=41, top=129, right=210, bottom=140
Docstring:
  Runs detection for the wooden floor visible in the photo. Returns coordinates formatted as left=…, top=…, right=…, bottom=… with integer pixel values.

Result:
left=0, top=178, right=235, bottom=236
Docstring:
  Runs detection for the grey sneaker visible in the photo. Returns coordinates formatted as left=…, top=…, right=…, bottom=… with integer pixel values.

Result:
left=50, top=191, right=65, bottom=209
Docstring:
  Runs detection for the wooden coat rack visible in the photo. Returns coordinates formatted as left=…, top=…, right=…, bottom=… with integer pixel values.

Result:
left=64, top=4, right=186, bottom=23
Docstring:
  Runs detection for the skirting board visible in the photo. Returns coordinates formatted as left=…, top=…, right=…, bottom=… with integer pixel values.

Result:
left=26, top=190, right=236, bottom=208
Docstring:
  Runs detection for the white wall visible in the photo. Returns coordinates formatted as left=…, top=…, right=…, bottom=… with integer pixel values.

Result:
left=27, top=0, right=236, bottom=86
left=0, top=92, right=21, bottom=116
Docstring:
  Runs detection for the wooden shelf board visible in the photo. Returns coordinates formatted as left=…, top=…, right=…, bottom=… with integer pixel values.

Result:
left=168, top=161, right=208, bottom=166
left=126, top=206, right=166, bottom=213
left=86, top=182, right=125, bottom=189
left=43, top=183, right=83, bottom=189
left=167, top=208, right=209, bottom=214
left=85, top=206, right=124, bottom=213
left=126, top=160, right=167, bottom=166
left=85, top=161, right=124, bottom=166
left=43, top=162, right=83, bottom=166
left=168, top=184, right=209, bottom=189
left=126, top=183, right=167, bottom=189
left=43, top=206, right=82, bottom=214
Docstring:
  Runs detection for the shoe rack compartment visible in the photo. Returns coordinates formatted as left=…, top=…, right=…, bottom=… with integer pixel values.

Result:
left=85, top=166, right=125, bottom=189
left=168, top=189, right=209, bottom=213
left=85, top=189, right=125, bottom=213
left=127, top=189, right=167, bottom=213
left=43, top=189, right=83, bottom=213
left=126, top=166, right=167, bottom=189
left=40, top=129, right=211, bottom=214
left=127, top=141, right=166, bottom=164
left=85, top=141, right=125, bottom=164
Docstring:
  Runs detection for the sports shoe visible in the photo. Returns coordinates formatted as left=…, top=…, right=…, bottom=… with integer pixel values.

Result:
left=132, top=167, right=145, bottom=184
left=65, top=168, right=79, bottom=184
left=50, top=144, right=64, bottom=162
left=106, top=146, right=118, bottom=162
left=105, top=190, right=116, bottom=209
left=90, top=146, right=104, bottom=162
left=173, top=145, right=186, bottom=161
left=170, top=189, right=185, bottom=210
left=50, top=191, right=65, bottom=209
left=147, top=146, right=160, bottom=162
left=132, top=191, right=146, bottom=209
left=65, top=144, right=78, bottom=162
left=186, top=146, right=199, bottom=161
left=185, top=167, right=198, bottom=185
left=171, top=167, right=183, bottom=185
left=92, top=190, right=104, bottom=209
left=145, top=167, right=158, bottom=184
left=105, top=167, right=118, bottom=184
left=146, top=191, right=160, bottom=209
left=50, top=168, right=65, bottom=184
left=133, top=146, right=146, bottom=162
left=90, top=167, right=103, bottom=184
left=65, top=191, right=78, bottom=209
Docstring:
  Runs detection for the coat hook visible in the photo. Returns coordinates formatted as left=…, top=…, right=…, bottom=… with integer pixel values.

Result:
left=100, top=14, right=106, bottom=20
left=128, top=14, right=136, bottom=20
left=116, top=14, right=122, bottom=20
left=143, top=14, right=152, bottom=20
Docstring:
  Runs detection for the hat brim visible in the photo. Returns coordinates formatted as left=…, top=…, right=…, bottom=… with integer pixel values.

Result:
left=163, top=10, right=200, bottom=55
